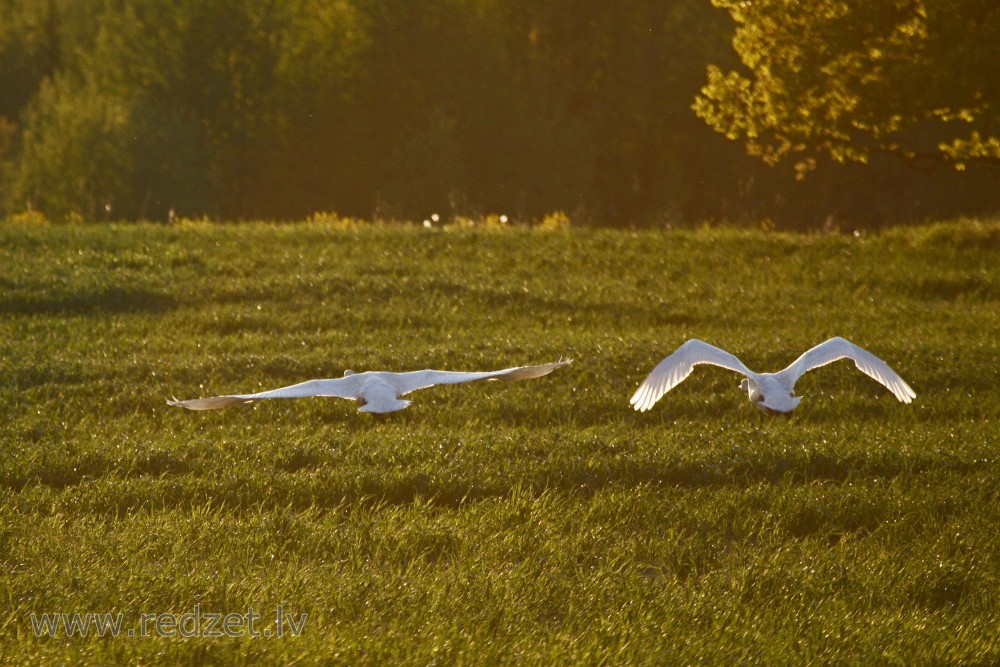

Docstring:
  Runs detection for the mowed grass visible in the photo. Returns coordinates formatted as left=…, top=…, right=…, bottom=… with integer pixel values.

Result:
left=1, top=219, right=998, bottom=664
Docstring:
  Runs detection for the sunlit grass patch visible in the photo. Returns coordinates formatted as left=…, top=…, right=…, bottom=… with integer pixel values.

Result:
left=0, top=219, right=997, bottom=664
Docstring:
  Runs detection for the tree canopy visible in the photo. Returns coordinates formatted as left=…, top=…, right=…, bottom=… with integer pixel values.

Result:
left=0, top=0, right=997, bottom=226
left=695, top=0, right=1000, bottom=177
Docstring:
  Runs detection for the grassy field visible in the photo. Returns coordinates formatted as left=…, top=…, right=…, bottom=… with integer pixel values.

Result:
left=1, top=218, right=998, bottom=664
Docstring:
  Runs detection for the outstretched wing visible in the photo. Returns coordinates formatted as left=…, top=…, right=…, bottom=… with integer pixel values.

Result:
left=630, top=339, right=753, bottom=412
left=168, top=376, right=361, bottom=410
left=389, top=359, right=573, bottom=396
left=776, top=337, right=916, bottom=403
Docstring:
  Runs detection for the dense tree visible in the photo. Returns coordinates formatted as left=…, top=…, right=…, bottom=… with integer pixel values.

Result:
left=498, top=0, right=739, bottom=222
left=11, top=74, right=133, bottom=219
left=0, top=0, right=103, bottom=197
left=8, top=0, right=294, bottom=218
left=695, top=0, right=1000, bottom=176
left=0, top=0, right=63, bottom=121
left=1, top=0, right=997, bottom=224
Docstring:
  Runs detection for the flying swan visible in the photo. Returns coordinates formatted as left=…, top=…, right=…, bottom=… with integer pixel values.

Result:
left=630, top=337, right=915, bottom=414
left=169, top=360, right=572, bottom=414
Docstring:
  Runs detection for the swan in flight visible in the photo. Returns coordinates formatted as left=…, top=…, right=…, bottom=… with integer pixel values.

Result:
left=169, top=360, right=572, bottom=414
left=630, top=337, right=915, bottom=414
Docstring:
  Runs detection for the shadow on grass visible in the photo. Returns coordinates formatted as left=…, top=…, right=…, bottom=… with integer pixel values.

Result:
left=3, top=448, right=190, bottom=491
left=16, top=440, right=990, bottom=521
left=906, top=274, right=998, bottom=302
left=1, top=286, right=176, bottom=316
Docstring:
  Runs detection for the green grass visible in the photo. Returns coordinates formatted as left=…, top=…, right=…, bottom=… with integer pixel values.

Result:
left=1, top=218, right=998, bottom=664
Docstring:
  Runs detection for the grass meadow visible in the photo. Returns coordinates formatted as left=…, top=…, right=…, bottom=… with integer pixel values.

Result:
left=1, top=218, right=998, bottom=664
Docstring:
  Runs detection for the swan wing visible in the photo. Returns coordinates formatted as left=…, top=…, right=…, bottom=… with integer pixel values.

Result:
left=777, top=337, right=915, bottom=403
left=168, top=376, right=361, bottom=410
left=630, top=340, right=753, bottom=412
left=388, top=359, right=573, bottom=396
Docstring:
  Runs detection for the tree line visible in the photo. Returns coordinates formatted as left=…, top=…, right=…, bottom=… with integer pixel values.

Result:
left=1, top=0, right=997, bottom=227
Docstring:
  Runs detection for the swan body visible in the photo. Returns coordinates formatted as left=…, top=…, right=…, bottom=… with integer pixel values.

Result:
left=630, top=337, right=915, bottom=414
left=169, top=360, right=572, bottom=414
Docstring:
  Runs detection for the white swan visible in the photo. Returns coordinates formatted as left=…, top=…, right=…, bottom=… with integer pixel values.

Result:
left=169, top=360, right=572, bottom=414
left=630, top=337, right=915, bottom=414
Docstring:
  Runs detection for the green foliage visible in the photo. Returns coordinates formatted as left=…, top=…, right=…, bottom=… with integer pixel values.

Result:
left=500, top=0, right=739, bottom=221
left=0, top=0, right=997, bottom=224
left=1, top=220, right=999, bottom=663
left=696, top=0, right=1000, bottom=175
left=0, top=0, right=61, bottom=119
left=10, top=74, right=132, bottom=220
left=0, top=0, right=743, bottom=223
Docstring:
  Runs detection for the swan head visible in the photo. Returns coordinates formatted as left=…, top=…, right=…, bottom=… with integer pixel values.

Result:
left=344, top=369, right=356, bottom=376
left=740, top=378, right=761, bottom=401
